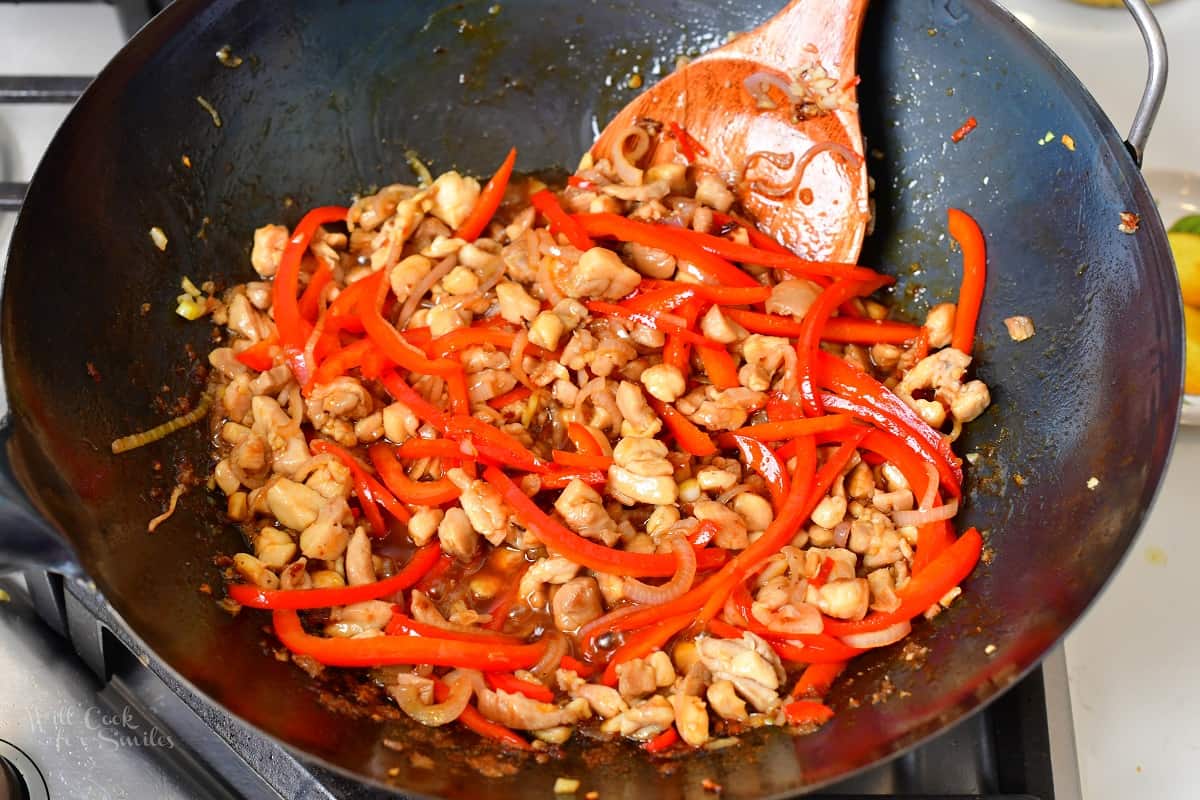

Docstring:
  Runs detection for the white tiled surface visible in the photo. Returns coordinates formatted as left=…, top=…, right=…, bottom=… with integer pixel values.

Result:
left=1, top=2, right=1198, bottom=798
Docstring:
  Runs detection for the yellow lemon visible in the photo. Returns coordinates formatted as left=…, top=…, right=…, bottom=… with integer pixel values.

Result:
left=1168, top=232, right=1200, bottom=308
left=1186, top=305, right=1200, bottom=395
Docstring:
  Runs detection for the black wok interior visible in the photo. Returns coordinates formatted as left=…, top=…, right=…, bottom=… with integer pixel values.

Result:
left=0, top=0, right=1182, bottom=796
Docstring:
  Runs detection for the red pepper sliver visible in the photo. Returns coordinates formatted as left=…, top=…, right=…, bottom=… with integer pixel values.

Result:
left=485, top=672, right=556, bottom=703
left=559, top=655, right=596, bottom=678
left=669, top=121, right=698, bottom=163
left=235, top=338, right=277, bottom=371
left=530, top=189, right=594, bottom=251
left=723, top=434, right=790, bottom=512
left=573, top=213, right=760, bottom=288
left=822, top=527, right=983, bottom=637
left=487, top=385, right=533, bottom=410
left=644, top=726, right=680, bottom=753
left=698, top=345, right=740, bottom=389
left=552, top=450, right=614, bottom=471
left=796, top=279, right=873, bottom=416
left=950, top=116, right=978, bottom=143
left=488, top=465, right=689, bottom=577
left=273, top=610, right=547, bottom=670
left=273, top=206, right=348, bottom=385
left=649, top=398, right=717, bottom=457
left=369, top=443, right=461, bottom=506
left=566, top=422, right=607, bottom=457
left=948, top=208, right=986, bottom=354
left=791, top=661, right=847, bottom=699
left=228, top=543, right=441, bottom=609
left=435, top=680, right=533, bottom=750
left=601, top=612, right=694, bottom=686
left=731, top=414, right=856, bottom=442
left=782, top=700, right=835, bottom=727
left=456, top=147, right=517, bottom=242
left=298, top=260, right=334, bottom=322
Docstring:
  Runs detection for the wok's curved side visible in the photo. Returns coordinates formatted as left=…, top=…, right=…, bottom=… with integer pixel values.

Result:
left=0, top=0, right=1181, bottom=797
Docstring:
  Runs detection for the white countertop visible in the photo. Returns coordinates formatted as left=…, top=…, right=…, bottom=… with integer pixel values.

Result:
left=1, top=3, right=1197, bottom=798
left=993, top=2, right=1200, bottom=798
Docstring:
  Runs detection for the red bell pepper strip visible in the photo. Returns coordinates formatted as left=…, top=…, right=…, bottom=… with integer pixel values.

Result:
left=309, top=439, right=409, bottom=531
left=485, top=672, right=556, bottom=703
left=782, top=700, right=835, bottom=727
left=273, top=206, right=348, bottom=385
left=688, top=520, right=720, bottom=547
left=273, top=608, right=547, bottom=669
left=559, top=655, right=596, bottom=678
left=948, top=208, right=986, bottom=354
left=698, top=345, right=740, bottom=389
left=796, top=279, right=873, bottom=416
left=489, top=466, right=689, bottom=577
left=444, top=415, right=550, bottom=473
left=822, top=527, right=983, bottom=637
left=723, top=308, right=921, bottom=345
left=359, top=272, right=465, bottom=368
left=380, top=371, right=451, bottom=430
left=487, top=385, right=533, bottom=410
left=624, top=280, right=773, bottom=310
left=552, top=450, right=614, bottom=470
left=228, top=543, right=441, bottom=610
left=816, top=352, right=964, bottom=491
left=732, top=414, right=857, bottom=442
left=791, top=661, right=847, bottom=699
left=586, top=300, right=723, bottom=351
left=384, top=613, right=525, bottom=643
left=435, top=680, right=533, bottom=750
left=429, top=326, right=550, bottom=361
left=723, top=433, right=790, bottom=511
left=643, top=726, right=680, bottom=753
left=661, top=297, right=704, bottom=375
left=235, top=338, right=277, bottom=371
left=298, top=260, right=334, bottom=322
left=530, top=189, right=594, bottom=250
left=642, top=222, right=887, bottom=283
left=648, top=398, right=717, bottom=457
left=950, top=116, right=978, bottom=143
left=309, top=337, right=374, bottom=388
left=601, top=612, right=694, bottom=686
left=809, top=556, right=837, bottom=589
left=369, top=443, right=461, bottom=506
left=455, top=147, right=517, bottom=242
left=573, top=213, right=760, bottom=288
left=566, top=422, right=607, bottom=456
left=324, top=276, right=376, bottom=333
left=533, top=469, right=608, bottom=489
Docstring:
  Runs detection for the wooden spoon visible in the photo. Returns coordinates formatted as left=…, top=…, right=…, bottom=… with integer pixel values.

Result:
left=591, top=0, right=870, bottom=264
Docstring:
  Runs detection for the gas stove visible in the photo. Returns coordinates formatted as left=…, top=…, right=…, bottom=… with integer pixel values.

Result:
left=0, top=3, right=1083, bottom=799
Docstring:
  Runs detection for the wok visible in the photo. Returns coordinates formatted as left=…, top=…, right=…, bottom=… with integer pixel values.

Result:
left=0, top=0, right=1183, bottom=796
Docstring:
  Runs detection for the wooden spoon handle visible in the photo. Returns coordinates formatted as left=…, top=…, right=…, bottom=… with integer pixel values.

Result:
left=706, top=0, right=870, bottom=76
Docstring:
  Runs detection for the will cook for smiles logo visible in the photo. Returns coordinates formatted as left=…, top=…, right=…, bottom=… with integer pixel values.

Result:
left=24, top=703, right=174, bottom=752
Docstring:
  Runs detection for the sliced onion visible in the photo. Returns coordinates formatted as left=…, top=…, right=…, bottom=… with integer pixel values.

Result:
left=528, top=631, right=568, bottom=681
left=839, top=619, right=912, bottom=650
left=715, top=484, right=751, bottom=505
left=832, top=521, right=851, bottom=549
left=391, top=676, right=472, bottom=727
left=917, top=464, right=939, bottom=511
left=576, top=604, right=643, bottom=648
left=396, top=254, right=457, bottom=328
left=537, top=255, right=564, bottom=306
left=749, top=139, right=865, bottom=199
left=743, top=71, right=798, bottom=110
left=611, top=127, right=650, bottom=186
left=510, top=328, right=533, bottom=390
left=622, top=536, right=696, bottom=606
left=892, top=498, right=959, bottom=528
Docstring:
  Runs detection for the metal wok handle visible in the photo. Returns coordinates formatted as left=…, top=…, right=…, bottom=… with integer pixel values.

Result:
left=1123, top=0, right=1167, bottom=165
left=0, top=419, right=80, bottom=575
